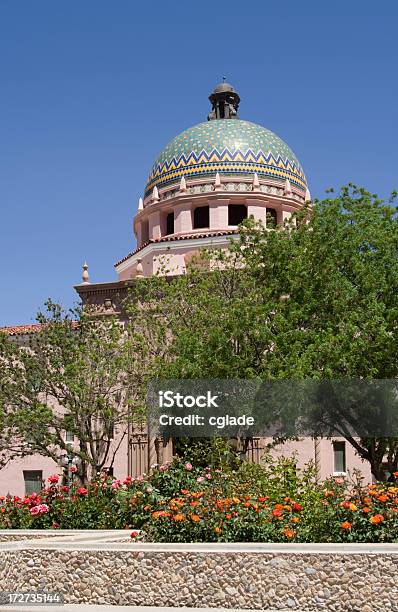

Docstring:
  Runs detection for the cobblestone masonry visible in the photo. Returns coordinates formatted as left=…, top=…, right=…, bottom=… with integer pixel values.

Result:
left=0, top=533, right=397, bottom=611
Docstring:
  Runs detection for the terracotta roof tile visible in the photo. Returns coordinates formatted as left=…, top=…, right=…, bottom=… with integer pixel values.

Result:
left=0, top=324, right=43, bottom=336
left=114, top=229, right=239, bottom=267
left=0, top=321, right=79, bottom=336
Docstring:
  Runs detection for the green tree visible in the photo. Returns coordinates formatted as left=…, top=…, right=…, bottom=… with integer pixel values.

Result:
left=127, top=185, right=398, bottom=480
left=0, top=301, right=146, bottom=483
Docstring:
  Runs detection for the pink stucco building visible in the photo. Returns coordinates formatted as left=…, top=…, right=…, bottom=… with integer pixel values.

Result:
left=0, top=82, right=372, bottom=495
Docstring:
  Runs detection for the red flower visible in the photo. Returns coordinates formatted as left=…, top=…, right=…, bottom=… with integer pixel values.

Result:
left=48, top=474, right=59, bottom=484
left=76, top=487, right=88, bottom=495
left=370, top=514, right=385, bottom=524
left=291, top=502, right=302, bottom=512
left=130, top=530, right=140, bottom=538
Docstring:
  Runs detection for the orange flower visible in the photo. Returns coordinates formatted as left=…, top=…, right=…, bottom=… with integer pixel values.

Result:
left=172, top=513, right=185, bottom=522
left=324, top=489, right=334, bottom=498
left=283, top=527, right=296, bottom=538
left=225, top=513, right=232, bottom=520
left=151, top=510, right=170, bottom=519
left=189, top=514, right=200, bottom=522
left=341, top=521, right=352, bottom=530
left=363, top=497, right=372, bottom=504
left=349, top=503, right=357, bottom=511
left=363, top=507, right=371, bottom=513
left=291, top=517, right=300, bottom=523
left=392, top=508, right=398, bottom=513
left=370, top=514, right=384, bottom=524
left=143, top=505, right=151, bottom=511
left=189, top=501, right=200, bottom=507
left=258, top=496, right=269, bottom=502
left=378, top=494, right=388, bottom=502
left=393, top=471, right=398, bottom=478
left=283, top=505, right=292, bottom=511
left=181, top=489, right=189, bottom=495
left=243, top=501, right=251, bottom=507
left=232, top=497, right=240, bottom=504
left=272, top=508, right=283, bottom=517
left=214, top=526, right=221, bottom=534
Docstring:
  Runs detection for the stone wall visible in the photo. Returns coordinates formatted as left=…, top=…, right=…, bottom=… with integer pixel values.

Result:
left=0, top=532, right=397, bottom=611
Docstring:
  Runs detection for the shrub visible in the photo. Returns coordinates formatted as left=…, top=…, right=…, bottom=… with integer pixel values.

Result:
left=1, top=459, right=397, bottom=542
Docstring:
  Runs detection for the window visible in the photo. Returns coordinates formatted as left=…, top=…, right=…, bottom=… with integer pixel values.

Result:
left=23, top=470, right=43, bottom=495
left=65, top=431, right=74, bottom=444
left=166, top=212, right=174, bottom=235
left=228, top=204, right=247, bottom=226
left=333, top=441, right=346, bottom=474
left=193, top=206, right=209, bottom=229
left=266, top=207, right=277, bottom=227
left=141, top=219, right=149, bottom=244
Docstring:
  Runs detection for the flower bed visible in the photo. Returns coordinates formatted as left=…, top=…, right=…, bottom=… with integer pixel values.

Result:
left=1, top=457, right=398, bottom=542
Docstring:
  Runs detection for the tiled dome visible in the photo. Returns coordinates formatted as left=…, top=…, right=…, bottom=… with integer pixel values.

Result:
left=145, top=119, right=307, bottom=197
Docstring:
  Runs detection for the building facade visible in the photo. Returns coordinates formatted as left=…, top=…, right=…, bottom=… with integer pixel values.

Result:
left=0, top=82, right=371, bottom=495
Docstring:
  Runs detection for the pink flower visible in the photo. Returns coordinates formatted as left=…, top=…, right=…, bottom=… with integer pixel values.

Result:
left=29, top=504, right=49, bottom=516
left=136, top=475, right=144, bottom=482
left=197, top=476, right=205, bottom=482
left=111, top=480, right=121, bottom=489
left=130, top=530, right=140, bottom=538
left=69, top=465, right=78, bottom=473
left=29, top=492, right=38, bottom=500
left=159, top=465, right=168, bottom=472
left=206, top=473, right=212, bottom=480
left=123, top=476, right=133, bottom=485
left=185, top=462, right=193, bottom=471
left=48, top=474, right=59, bottom=484
left=76, top=487, right=88, bottom=495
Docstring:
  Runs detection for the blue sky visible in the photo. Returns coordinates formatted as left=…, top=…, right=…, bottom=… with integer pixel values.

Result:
left=0, top=1, right=397, bottom=326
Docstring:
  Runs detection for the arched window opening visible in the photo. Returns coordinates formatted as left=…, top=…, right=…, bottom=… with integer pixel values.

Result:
left=193, top=206, right=209, bottom=229
left=166, top=212, right=174, bottom=236
left=266, top=208, right=277, bottom=228
left=141, top=219, right=149, bottom=244
left=228, top=204, right=247, bottom=226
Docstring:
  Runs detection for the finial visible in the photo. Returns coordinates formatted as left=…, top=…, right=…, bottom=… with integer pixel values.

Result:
left=82, top=262, right=90, bottom=284
left=152, top=186, right=159, bottom=203
left=214, top=172, right=222, bottom=191
left=179, top=175, right=188, bottom=192
left=208, top=80, right=240, bottom=121
left=284, top=179, right=292, bottom=197
left=138, top=197, right=143, bottom=210
left=252, top=172, right=260, bottom=190
left=305, top=187, right=311, bottom=202
left=135, top=259, right=144, bottom=278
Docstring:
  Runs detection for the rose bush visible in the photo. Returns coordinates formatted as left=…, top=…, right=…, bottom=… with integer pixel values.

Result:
left=0, top=458, right=397, bottom=542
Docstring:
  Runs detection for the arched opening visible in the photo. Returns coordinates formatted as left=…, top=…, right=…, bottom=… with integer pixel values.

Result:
left=166, top=212, right=174, bottom=235
left=266, top=208, right=277, bottom=228
left=193, top=206, right=209, bottom=229
left=228, top=204, right=247, bottom=226
left=141, top=219, right=149, bottom=244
